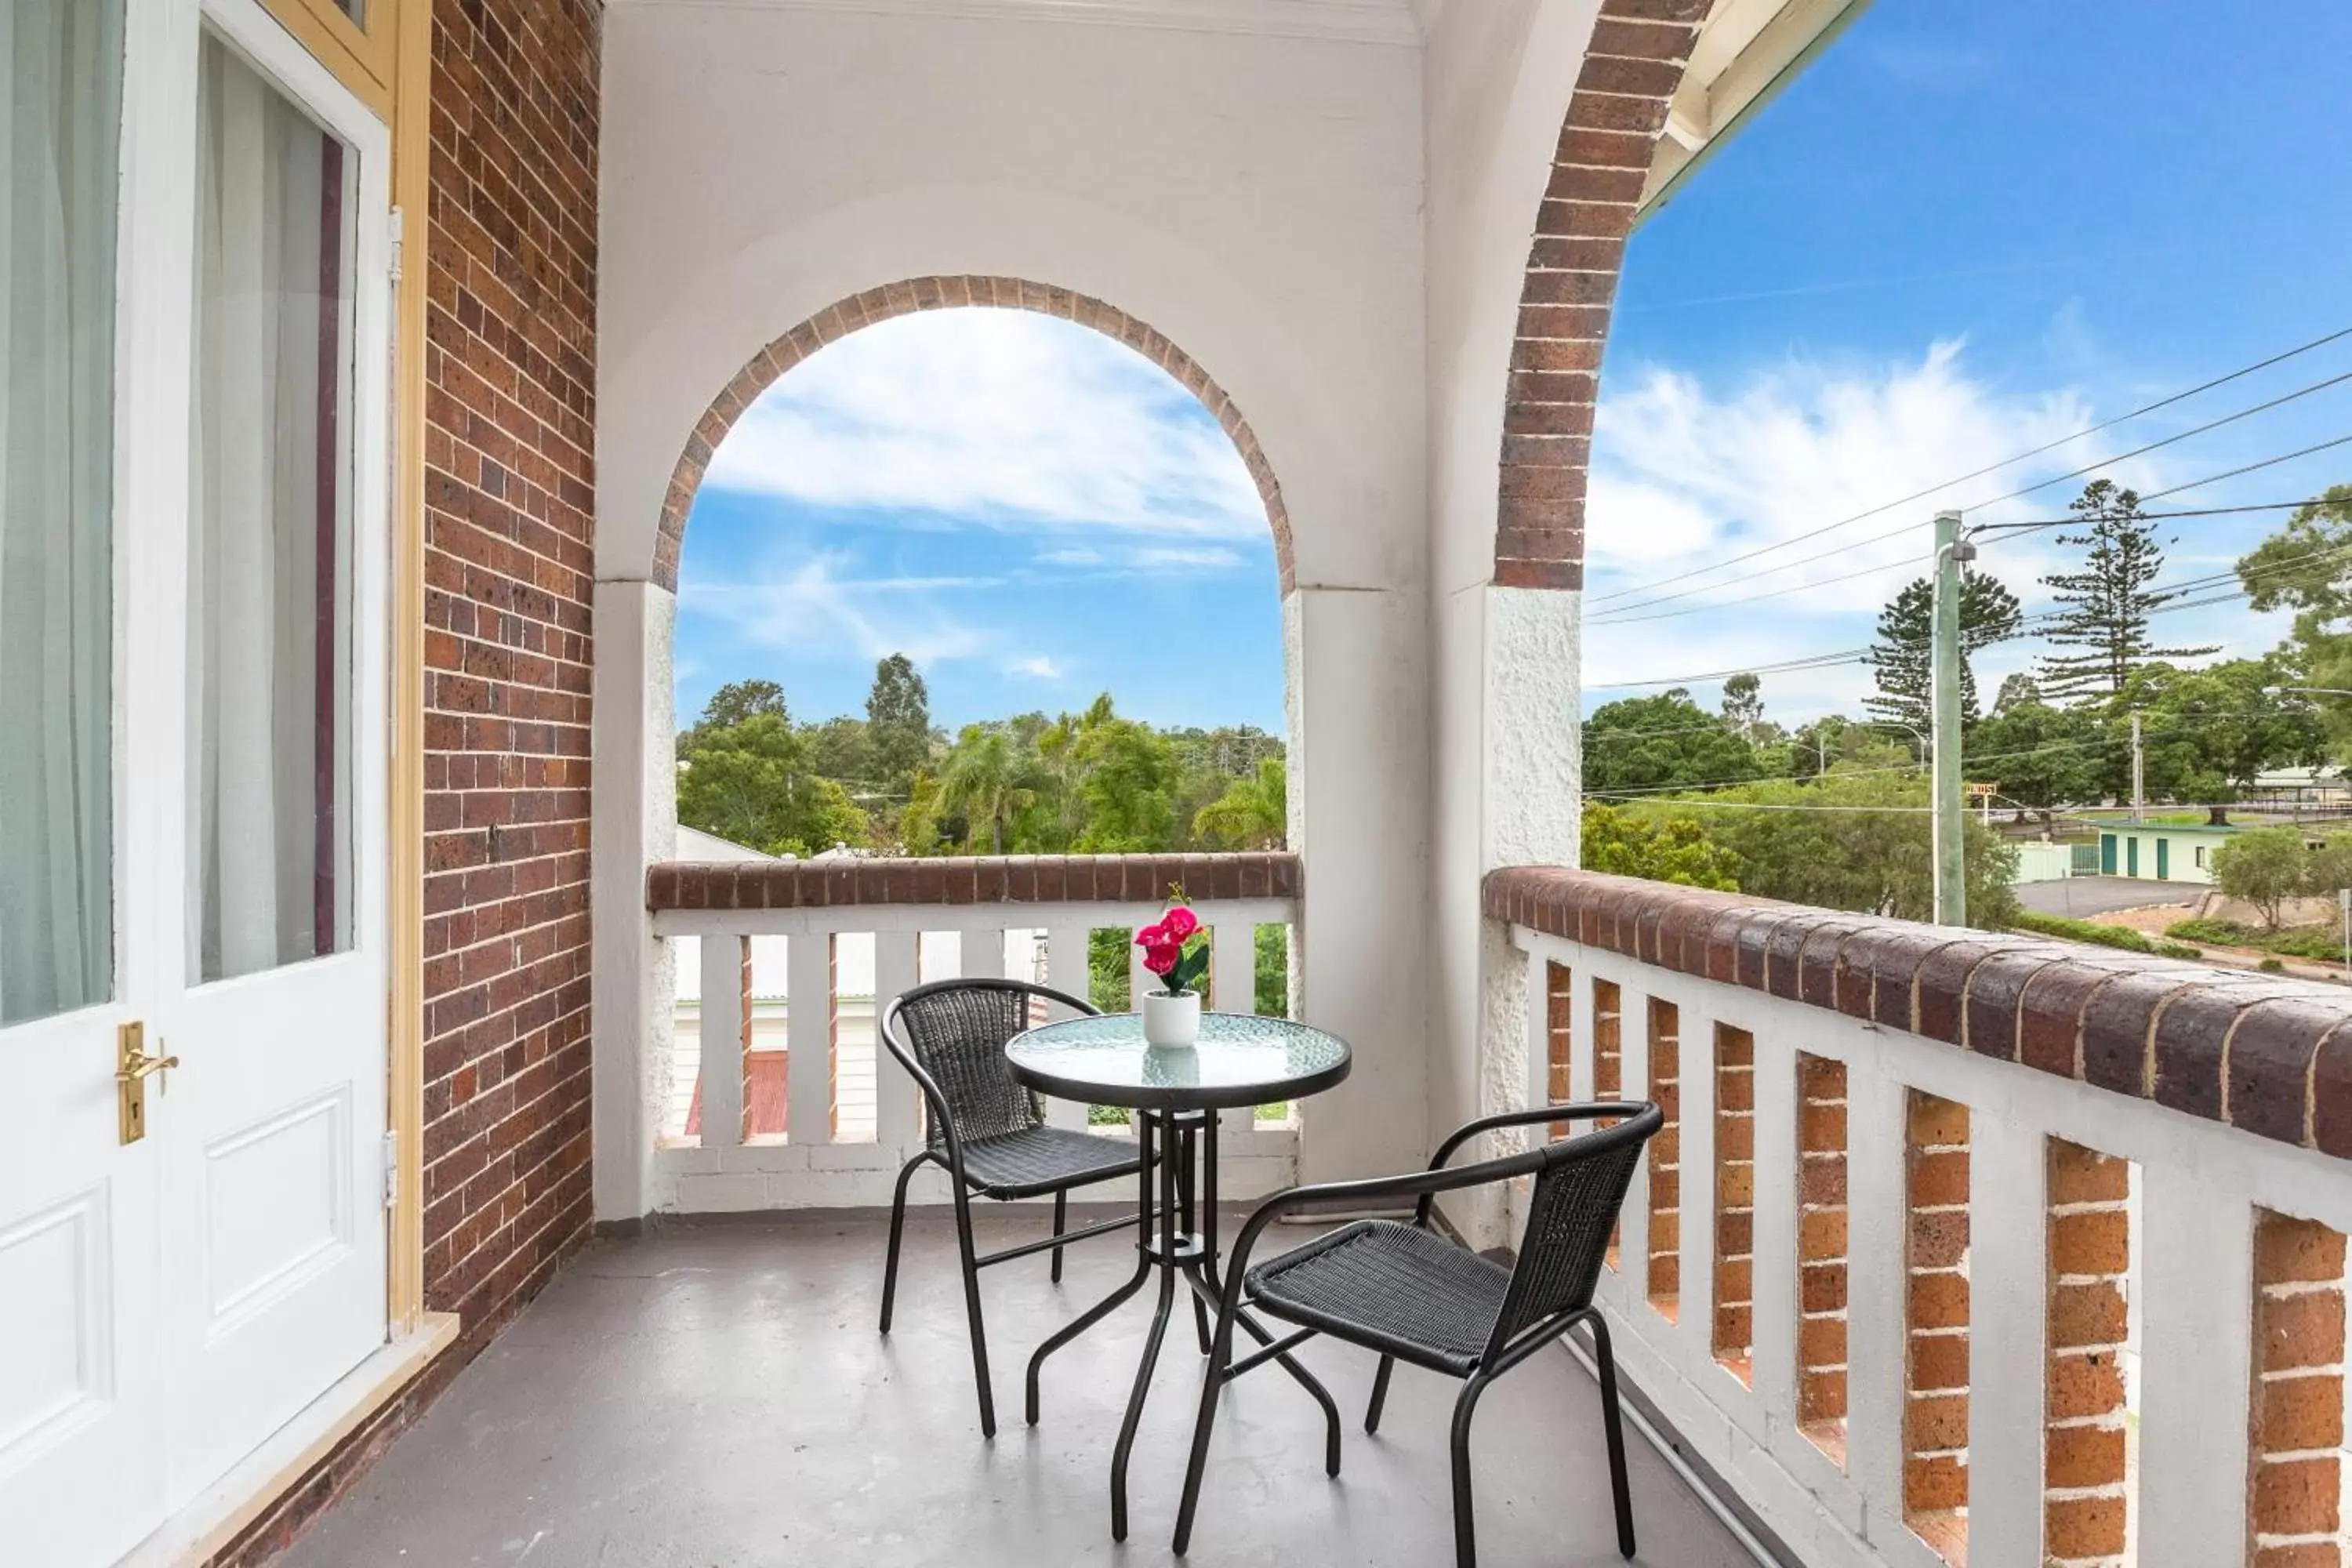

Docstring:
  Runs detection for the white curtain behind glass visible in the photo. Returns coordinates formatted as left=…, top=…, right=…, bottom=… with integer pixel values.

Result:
left=189, top=35, right=354, bottom=984
left=0, top=0, right=121, bottom=1027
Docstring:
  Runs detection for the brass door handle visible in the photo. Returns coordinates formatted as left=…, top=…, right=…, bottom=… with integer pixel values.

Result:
left=116, top=1022, right=178, bottom=1144
left=117, top=1049, right=180, bottom=1084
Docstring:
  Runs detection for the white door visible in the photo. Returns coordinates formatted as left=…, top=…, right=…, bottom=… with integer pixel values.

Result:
left=0, top=0, right=393, bottom=1558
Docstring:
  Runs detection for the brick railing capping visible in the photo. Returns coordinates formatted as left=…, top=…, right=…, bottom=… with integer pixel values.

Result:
left=648, top=851, right=1301, bottom=913
left=1485, top=866, right=2352, bottom=1162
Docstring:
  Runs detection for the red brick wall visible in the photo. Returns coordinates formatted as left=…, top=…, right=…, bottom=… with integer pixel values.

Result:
left=1595, top=978, right=1624, bottom=1268
left=1646, top=996, right=1682, bottom=1320
left=1546, top=960, right=1573, bottom=1138
left=416, top=0, right=597, bottom=1335
left=1905, top=1091, right=1972, bottom=1564
left=1713, top=1024, right=1755, bottom=1383
left=2045, top=1141, right=2134, bottom=1564
left=2251, top=1210, right=2349, bottom=1566
left=1796, top=1053, right=1849, bottom=1462
left=207, top=0, right=601, bottom=1559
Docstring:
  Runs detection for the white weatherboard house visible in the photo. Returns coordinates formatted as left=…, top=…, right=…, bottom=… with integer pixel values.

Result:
left=8, top=3, right=2350, bottom=1567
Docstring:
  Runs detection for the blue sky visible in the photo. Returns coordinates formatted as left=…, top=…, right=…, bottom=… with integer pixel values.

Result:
left=677, top=0, right=2352, bottom=737
left=1586, top=0, right=2352, bottom=722
left=674, top=310, right=1283, bottom=732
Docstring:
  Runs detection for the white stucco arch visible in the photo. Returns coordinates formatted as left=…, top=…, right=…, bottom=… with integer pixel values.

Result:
left=588, top=2, right=1434, bottom=1221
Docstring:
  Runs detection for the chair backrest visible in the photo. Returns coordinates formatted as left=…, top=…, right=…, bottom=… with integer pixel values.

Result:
left=1486, top=1103, right=1664, bottom=1357
left=884, top=978, right=1097, bottom=1151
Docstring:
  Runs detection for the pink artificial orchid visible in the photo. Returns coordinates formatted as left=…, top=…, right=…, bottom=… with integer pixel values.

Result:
left=1134, top=893, right=1210, bottom=996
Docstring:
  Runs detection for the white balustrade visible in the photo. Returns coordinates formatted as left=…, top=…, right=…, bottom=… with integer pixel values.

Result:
left=1501, top=916, right=2352, bottom=1568
left=652, top=894, right=1301, bottom=1212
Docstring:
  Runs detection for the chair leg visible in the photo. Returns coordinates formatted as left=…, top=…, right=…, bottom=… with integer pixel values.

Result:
left=1449, top=1374, right=1492, bottom=1568
left=1050, top=1189, right=1067, bottom=1285
left=1591, top=1316, right=1637, bottom=1559
left=950, top=1184, right=996, bottom=1438
left=877, top=1152, right=926, bottom=1334
left=1366, top=1355, right=1395, bottom=1433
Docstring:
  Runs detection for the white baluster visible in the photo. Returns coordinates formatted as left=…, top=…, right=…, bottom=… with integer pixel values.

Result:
left=1842, top=1064, right=1908, bottom=1536
left=1749, top=1033, right=1800, bottom=1424
left=1044, top=925, right=1091, bottom=1132
left=1962, top=1115, right=2049, bottom=1567
left=786, top=931, right=833, bottom=1146
left=697, top=933, right=745, bottom=1150
left=2136, top=1162, right=2256, bottom=1568
left=873, top=930, right=920, bottom=1157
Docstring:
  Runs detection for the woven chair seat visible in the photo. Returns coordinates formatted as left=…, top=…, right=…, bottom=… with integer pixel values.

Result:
left=1246, top=1220, right=1510, bottom=1376
left=956, top=1126, right=1146, bottom=1200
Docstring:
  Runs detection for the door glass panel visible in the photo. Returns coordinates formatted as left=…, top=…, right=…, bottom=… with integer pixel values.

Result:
left=188, top=33, right=356, bottom=984
left=0, top=0, right=123, bottom=1027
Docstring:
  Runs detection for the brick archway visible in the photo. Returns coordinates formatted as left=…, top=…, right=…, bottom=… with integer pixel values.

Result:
left=653, top=275, right=1295, bottom=593
left=1495, top=0, right=1705, bottom=590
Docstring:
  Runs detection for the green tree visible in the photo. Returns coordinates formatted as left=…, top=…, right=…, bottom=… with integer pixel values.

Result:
left=2211, top=826, right=2310, bottom=931
left=679, top=678, right=787, bottom=755
left=2037, top=480, right=2219, bottom=703
left=677, top=711, right=869, bottom=856
left=2119, top=658, right=2325, bottom=821
left=1965, top=699, right=2103, bottom=822
left=1194, top=758, right=1287, bottom=849
left=1583, top=689, right=1762, bottom=796
left=1072, top=714, right=1178, bottom=851
left=865, top=654, right=933, bottom=793
left=935, top=725, right=1045, bottom=854
left=1992, top=672, right=2042, bottom=713
left=1720, top=673, right=1766, bottom=742
left=1630, top=771, right=2017, bottom=926
left=1861, top=569, right=2022, bottom=732
left=2237, top=485, right=2352, bottom=760
left=1580, top=804, right=1740, bottom=891
left=800, top=716, right=874, bottom=789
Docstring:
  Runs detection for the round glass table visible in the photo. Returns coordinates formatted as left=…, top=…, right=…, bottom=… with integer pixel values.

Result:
left=1004, top=1011, right=1353, bottom=1541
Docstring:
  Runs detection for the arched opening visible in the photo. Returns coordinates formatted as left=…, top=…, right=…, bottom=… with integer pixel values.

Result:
left=648, top=278, right=1301, bottom=1153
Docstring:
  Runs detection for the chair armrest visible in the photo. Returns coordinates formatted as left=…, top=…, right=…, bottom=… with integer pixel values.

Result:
left=1414, top=1101, right=1653, bottom=1226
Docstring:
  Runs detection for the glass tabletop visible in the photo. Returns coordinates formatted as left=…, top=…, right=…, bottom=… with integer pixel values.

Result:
left=1004, top=1011, right=1352, bottom=1111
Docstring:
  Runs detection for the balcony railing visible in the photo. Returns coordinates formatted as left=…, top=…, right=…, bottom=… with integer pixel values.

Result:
left=1486, top=866, right=2352, bottom=1568
left=644, top=852, right=1302, bottom=1213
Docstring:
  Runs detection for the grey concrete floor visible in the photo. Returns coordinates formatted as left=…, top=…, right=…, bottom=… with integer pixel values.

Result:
left=281, top=1210, right=1753, bottom=1568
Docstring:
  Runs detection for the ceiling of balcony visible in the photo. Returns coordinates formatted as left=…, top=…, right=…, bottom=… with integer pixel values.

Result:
left=606, top=0, right=1428, bottom=47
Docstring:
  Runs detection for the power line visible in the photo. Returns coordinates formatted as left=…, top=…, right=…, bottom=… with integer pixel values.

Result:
left=1968, top=498, right=2338, bottom=537
left=1582, top=323, right=2352, bottom=608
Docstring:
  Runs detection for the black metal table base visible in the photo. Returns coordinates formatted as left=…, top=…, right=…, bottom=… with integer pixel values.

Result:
left=1025, top=1109, right=1342, bottom=1541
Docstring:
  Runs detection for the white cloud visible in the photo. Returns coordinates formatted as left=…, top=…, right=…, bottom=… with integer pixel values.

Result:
left=1036, top=543, right=1248, bottom=572
left=682, top=556, right=990, bottom=667
left=1580, top=339, right=2241, bottom=713
left=702, top=310, right=1266, bottom=539
left=1007, top=655, right=1066, bottom=680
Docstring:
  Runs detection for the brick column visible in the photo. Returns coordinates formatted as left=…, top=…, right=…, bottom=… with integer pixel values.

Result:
left=1646, top=997, right=1681, bottom=1322
left=1595, top=979, right=1623, bottom=1269
left=1906, top=1091, right=1972, bottom=1564
left=1797, top=1053, right=1850, bottom=1463
left=2250, top=1210, right=2349, bottom=1566
left=1713, top=1025, right=1755, bottom=1384
left=739, top=937, right=755, bottom=1144
left=2045, top=1141, right=2134, bottom=1565
left=1545, top=961, right=1573, bottom=1138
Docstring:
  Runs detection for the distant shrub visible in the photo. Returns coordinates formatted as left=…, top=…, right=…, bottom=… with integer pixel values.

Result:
left=2156, top=942, right=2203, bottom=960
left=2259, top=957, right=2286, bottom=973
left=2009, top=910, right=2161, bottom=953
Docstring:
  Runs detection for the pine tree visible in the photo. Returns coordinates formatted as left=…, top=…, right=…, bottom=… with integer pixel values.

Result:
left=865, top=654, right=932, bottom=794
left=2035, top=479, right=2218, bottom=703
left=1862, top=569, right=2021, bottom=733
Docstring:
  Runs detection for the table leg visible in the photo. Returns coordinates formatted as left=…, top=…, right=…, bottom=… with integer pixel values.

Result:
left=1024, top=1111, right=1156, bottom=1426
left=1110, top=1117, right=1182, bottom=1541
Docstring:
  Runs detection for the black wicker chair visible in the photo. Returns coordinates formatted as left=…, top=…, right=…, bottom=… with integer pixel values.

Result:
left=877, top=978, right=1155, bottom=1437
left=1174, top=1100, right=1664, bottom=1568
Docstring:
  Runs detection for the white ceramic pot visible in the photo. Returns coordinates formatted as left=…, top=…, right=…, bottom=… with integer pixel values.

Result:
left=1142, top=989, right=1202, bottom=1048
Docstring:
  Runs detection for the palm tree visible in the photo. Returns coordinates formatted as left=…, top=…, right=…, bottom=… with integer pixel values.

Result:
left=1192, top=757, right=1286, bottom=850
left=936, top=726, right=1041, bottom=854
